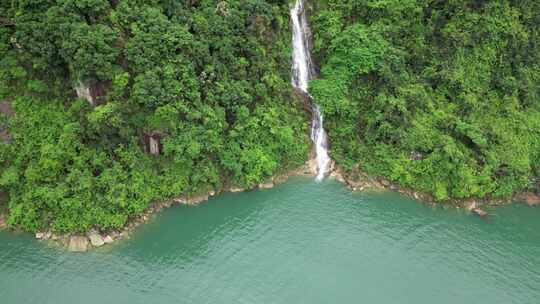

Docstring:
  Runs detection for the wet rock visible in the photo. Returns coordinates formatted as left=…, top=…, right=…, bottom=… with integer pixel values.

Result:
left=472, top=208, right=488, bottom=218
left=258, top=182, right=274, bottom=190
left=306, top=158, right=317, bottom=175
left=230, top=187, right=245, bottom=193
left=103, top=235, right=114, bottom=244
left=75, top=81, right=95, bottom=106
left=187, top=194, right=209, bottom=205
left=87, top=230, right=105, bottom=247
left=35, top=231, right=51, bottom=240
left=330, top=170, right=346, bottom=184
left=68, top=235, right=89, bottom=252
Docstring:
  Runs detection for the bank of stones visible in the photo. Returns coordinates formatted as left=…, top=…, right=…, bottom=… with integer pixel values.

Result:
left=330, top=164, right=539, bottom=218
left=27, top=162, right=313, bottom=252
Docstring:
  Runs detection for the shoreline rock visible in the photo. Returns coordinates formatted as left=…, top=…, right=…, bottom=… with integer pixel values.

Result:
left=103, top=235, right=114, bottom=244
left=258, top=182, right=274, bottom=189
left=29, top=161, right=313, bottom=252
left=68, top=235, right=89, bottom=252
left=20, top=158, right=538, bottom=252
left=229, top=186, right=245, bottom=193
left=329, top=164, right=538, bottom=213
left=87, top=230, right=105, bottom=247
left=472, top=208, right=488, bottom=218
left=187, top=193, right=210, bottom=205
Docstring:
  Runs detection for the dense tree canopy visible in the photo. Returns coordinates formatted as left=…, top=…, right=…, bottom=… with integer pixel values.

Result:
left=0, top=0, right=309, bottom=233
left=310, top=0, right=540, bottom=201
left=1, top=0, right=539, bottom=233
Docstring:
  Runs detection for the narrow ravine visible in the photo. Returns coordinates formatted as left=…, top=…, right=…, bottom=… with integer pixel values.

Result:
left=290, top=0, right=331, bottom=181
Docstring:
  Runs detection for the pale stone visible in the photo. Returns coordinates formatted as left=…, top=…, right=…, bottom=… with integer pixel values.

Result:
left=149, top=136, right=160, bottom=155
left=188, top=194, right=209, bottom=205
left=258, top=182, right=274, bottom=189
left=230, top=187, right=245, bottom=193
left=68, top=235, right=89, bottom=252
left=87, top=231, right=105, bottom=247
left=472, top=208, right=488, bottom=218
left=103, top=235, right=114, bottom=244
left=330, top=171, right=346, bottom=184
left=36, top=231, right=51, bottom=240
left=110, top=231, right=121, bottom=239
left=75, top=81, right=95, bottom=106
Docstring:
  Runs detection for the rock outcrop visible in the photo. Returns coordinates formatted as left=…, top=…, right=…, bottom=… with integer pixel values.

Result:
left=472, top=208, right=488, bottom=218
left=187, top=194, right=210, bottom=205
left=258, top=182, right=274, bottom=189
left=87, top=230, right=105, bottom=247
left=35, top=231, right=52, bottom=240
left=229, top=187, right=245, bottom=193
left=75, top=82, right=95, bottom=106
left=103, top=235, right=114, bottom=244
left=74, top=80, right=109, bottom=106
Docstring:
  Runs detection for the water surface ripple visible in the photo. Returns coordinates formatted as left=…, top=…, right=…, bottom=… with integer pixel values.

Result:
left=1, top=177, right=539, bottom=303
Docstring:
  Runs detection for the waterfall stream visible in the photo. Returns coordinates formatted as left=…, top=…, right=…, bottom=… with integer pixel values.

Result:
left=290, top=0, right=331, bottom=181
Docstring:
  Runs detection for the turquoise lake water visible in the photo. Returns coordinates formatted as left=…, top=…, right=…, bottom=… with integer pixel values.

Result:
left=1, top=177, right=539, bottom=303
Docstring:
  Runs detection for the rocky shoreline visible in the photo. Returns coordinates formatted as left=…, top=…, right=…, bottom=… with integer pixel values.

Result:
left=1, top=158, right=538, bottom=251
left=2, top=162, right=316, bottom=252
left=329, top=164, right=540, bottom=216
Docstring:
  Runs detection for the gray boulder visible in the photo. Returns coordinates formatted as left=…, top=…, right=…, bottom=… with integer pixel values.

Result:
left=87, top=230, right=105, bottom=247
left=103, top=235, right=114, bottom=244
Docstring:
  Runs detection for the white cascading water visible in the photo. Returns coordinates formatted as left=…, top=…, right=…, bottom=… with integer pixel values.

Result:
left=290, top=0, right=331, bottom=181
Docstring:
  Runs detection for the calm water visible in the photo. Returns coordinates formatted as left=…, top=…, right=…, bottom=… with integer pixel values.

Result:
left=1, top=177, right=539, bottom=304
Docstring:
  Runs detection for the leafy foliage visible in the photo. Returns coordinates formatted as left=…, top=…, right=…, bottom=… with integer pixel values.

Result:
left=310, top=0, right=540, bottom=201
left=0, top=0, right=309, bottom=233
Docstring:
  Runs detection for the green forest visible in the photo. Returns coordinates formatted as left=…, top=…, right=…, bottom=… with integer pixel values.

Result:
left=0, top=0, right=539, bottom=234
left=309, top=0, right=540, bottom=201
left=0, top=0, right=309, bottom=233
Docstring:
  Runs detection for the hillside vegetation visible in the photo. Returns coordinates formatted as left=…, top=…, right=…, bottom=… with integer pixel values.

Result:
left=1, top=0, right=539, bottom=234
left=0, top=0, right=309, bottom=233
left=310, top=0, right=540, bottom=201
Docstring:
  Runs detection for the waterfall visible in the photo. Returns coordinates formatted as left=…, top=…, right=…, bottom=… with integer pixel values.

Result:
left=290, top=0, right=331, bottom=181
